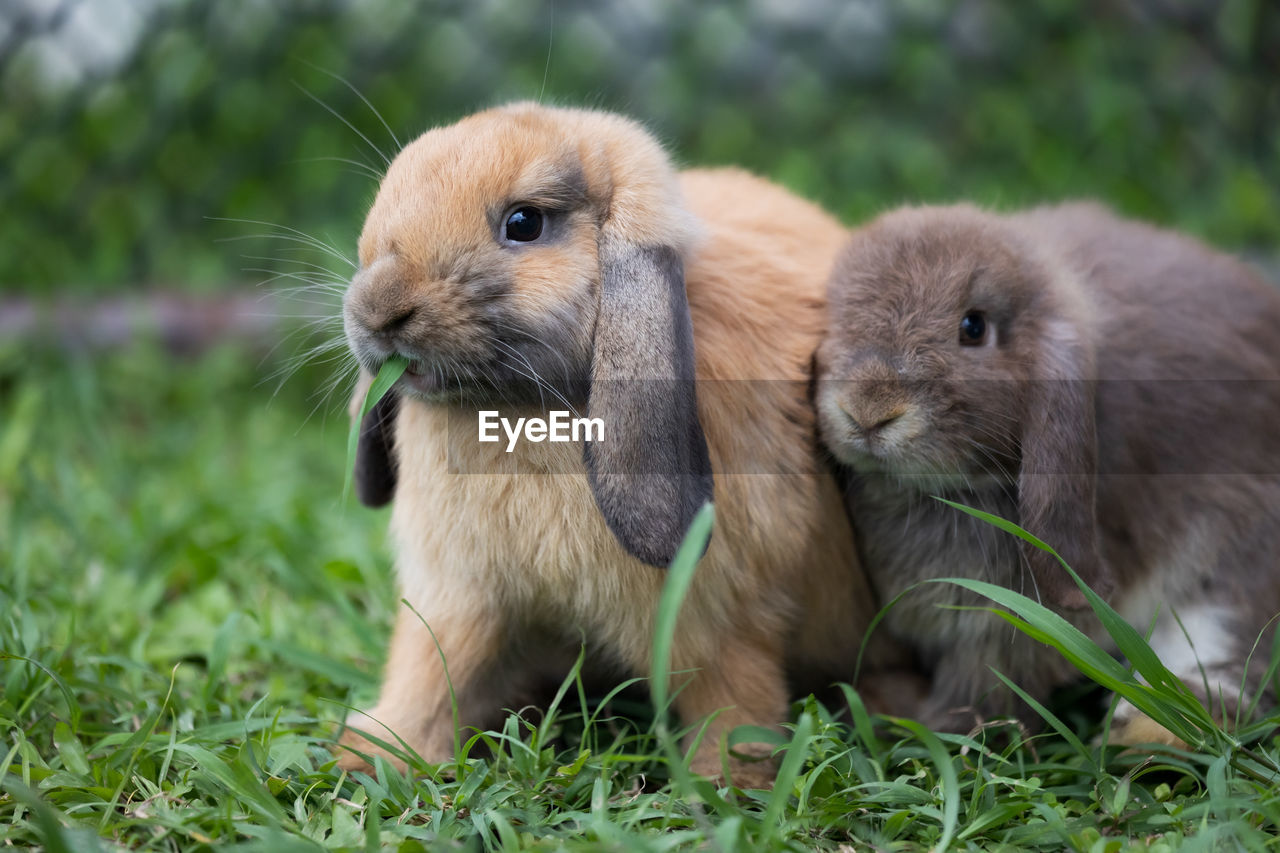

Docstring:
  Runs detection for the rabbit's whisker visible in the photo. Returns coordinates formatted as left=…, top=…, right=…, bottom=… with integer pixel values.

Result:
left=295, top=82, right=393, bottom=169
left=296, top=61, right=404, bottom=153
left=210, top=217, right=357, bottom=270
left=295, top=155, right=384, bottom=182
left=493, top=339, right=582, bottom=417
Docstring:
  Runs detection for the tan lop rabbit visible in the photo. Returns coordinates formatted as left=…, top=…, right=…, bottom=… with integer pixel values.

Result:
left=336, top=103, right=901, bottom=786
left=814, top=202, right=1280, bottom=741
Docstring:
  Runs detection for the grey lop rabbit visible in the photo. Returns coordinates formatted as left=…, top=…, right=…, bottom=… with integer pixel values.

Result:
left=814, top=201, right=1280, bottom=742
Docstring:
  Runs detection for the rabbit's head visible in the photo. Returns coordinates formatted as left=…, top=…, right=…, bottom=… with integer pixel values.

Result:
left=815, top=205, right=1109, bottom=607
left=343, top=103, right=712, bottom=567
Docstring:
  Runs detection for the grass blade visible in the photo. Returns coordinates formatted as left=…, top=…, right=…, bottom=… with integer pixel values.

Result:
left=649, top=502, right=715, bottom=716
left=934, top=498, right=1203, bottom=701
left=932, top=578, right=1206, bottom=746
left=934, top=499, right=1220, bottom=740
left=895, top=719, right=959, bottom=852
left=0, top=779, right=105, bottom=853
left=342, top=355, right=409, bottom=502
left=990, top=669, right=1093, bottom=766
left=762, top=712, right=815, bottom=830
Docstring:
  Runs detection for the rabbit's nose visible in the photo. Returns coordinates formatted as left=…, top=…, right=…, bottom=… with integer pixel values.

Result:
left=366, top=305, right=419, bottom=339
left=345, top=254, right=428, bottom=341
left=844, top=405, right=907, bottom=437
left=855, top=409, right=904, bottom=434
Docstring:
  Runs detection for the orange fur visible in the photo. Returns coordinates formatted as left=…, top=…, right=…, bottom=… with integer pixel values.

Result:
left=336, top=104, right=900, bottom=786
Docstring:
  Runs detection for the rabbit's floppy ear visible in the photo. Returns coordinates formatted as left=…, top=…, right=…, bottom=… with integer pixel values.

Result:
left=582, top=235, right=714, bottom=568
left=1017, top=323, right=1111, bottom=607
left=355, top=389, right=399, bottom=507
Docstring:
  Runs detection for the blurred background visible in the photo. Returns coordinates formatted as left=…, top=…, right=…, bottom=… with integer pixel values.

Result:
left=3, top=0, right=1277, bottom=301
left=0, top=3, right=1277, bottom=831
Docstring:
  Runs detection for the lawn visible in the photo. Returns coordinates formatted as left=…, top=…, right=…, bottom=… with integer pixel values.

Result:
left=2, top=337, right=1279, bottom=851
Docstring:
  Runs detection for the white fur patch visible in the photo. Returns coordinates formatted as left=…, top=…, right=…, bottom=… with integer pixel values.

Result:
left=1112, top=602, right=1237, bottom=724
left=1143, top=604, right=1235, bottom=680
left=1115, top=519, right=1232, bottom=684
left=1111, top=519, right=1241, bottom=723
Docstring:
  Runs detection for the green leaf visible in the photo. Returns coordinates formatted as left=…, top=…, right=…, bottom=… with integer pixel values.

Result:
left=930, top=578, right=1205, bottom=746
left=0, top=778, right=105, bottom=853
left=52, top=723, right=90, bottom=778
left=646, top=504, right=738, bottom=813
left=956, top=801, right=1032, bottom=840
left=934, top=499, right=1219, bottom=741
left=556, top=749, right=592, bottom=778
left=763, top=712, right=814, bottom=829
left=342, top=355, right=410, bottom=502
left=726, top=725, right=788, bottom=750
left=936, top=501, right=1190, bottom=688
left=1110, top=774, right=1131, bottom=817
left=202, top=611, right=242, bottom=707
left=989, top=670, right=1093, bottom=767
left=649, top=503, right=715, bottom=716
left=838, top=682, right=883, bottom=757
left=167, top=744, right=288, bottom=822
left=895, top=719, right=960, bottom=852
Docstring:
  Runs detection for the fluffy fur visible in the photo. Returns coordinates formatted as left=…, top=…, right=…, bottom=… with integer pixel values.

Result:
left=336, top=103, right=902, bottom=786
left=815, top=202, right=1280, bottom=737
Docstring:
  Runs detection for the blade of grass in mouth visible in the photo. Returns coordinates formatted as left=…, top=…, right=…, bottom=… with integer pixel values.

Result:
left=342, top=355, right=410, bottom=503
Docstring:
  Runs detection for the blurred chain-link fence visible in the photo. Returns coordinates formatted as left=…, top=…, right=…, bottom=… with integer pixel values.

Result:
left=2, top=0, right=1277, bottom=294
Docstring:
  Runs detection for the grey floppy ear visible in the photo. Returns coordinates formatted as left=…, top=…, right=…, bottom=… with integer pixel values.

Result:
left=1017, top=342, right=1111, bottom=608
left=355, top=389, right=399, bottom=507
left=582, top=238, right=714, bottom=568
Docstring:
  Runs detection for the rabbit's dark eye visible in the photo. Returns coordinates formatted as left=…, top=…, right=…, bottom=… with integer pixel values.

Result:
left=959, top=311, right=987, bottom=346
left=504, top=207, right=544, bottom=242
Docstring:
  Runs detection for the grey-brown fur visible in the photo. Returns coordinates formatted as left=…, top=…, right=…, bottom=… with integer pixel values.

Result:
left=816, top=202, right=1280, bottom=732
left=582, top=241, right=713, bottom=567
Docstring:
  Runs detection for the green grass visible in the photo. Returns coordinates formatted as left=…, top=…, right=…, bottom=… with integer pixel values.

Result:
left=3, top=340, right=1280, bottom=850
left=342, top=355, right=407, bottom=505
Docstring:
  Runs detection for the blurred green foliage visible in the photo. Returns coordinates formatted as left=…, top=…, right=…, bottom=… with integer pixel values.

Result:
left=1, top=0, right=1277, bottom=292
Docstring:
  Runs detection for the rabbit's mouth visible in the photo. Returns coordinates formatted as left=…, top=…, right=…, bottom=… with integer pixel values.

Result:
left=401, top=360, right=448, bottom=396
left=398, top=359, right=489, bottom=400
left=396, top=357, right=589, bottom=406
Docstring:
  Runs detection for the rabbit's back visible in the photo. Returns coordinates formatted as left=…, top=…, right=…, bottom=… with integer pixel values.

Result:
left=1019, top=204, right=1280, bottom=694
left=1017, top=203, right=1280, bottom=382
